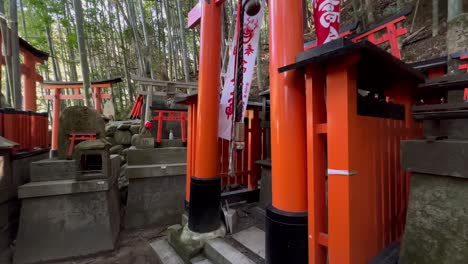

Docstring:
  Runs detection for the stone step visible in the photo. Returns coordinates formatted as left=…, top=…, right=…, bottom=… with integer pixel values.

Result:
left=191, top=255, right=214, bottom=264
left=30, top=159, right=76, bottom=182
left=205, top=238, right=255, bottom=264
left=127, top=147, right=187, bottom=166
left=150, top=239, right=184, bottom=264
left=160, top=139, right=185, bottom=148
left=232, top=227, right=265, bottom=259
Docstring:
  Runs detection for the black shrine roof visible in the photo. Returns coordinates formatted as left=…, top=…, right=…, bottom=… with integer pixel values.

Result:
left=279, top=39, right=425, bottom=93
left=19, top=37, right=49, bottom=61
left=417, top=73, right=468, bottom=94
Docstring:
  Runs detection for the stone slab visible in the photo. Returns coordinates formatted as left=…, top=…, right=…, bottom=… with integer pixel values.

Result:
left=12, top=152, right=49, bottom=186
left=0, top=199, right=19, bottom=253
left=232, top=227, right=266, bottom=259
left=18, top=179, right=111, bottom=199
left=14, top=180, right=120, bottom=264
left=160, top=139, right=184, bottom=148
left=127, top=148, right=187, bottom=166
left=400, top=173, right=468, bottom=264
left=149, top=239, right=184, bottom=264
left=125, top=174, right=185, bottom=229
left=126, top=163, right=186, bottom=179
left=401, top=140, right=468, bottom=178
left=30, top=159, right=76, bottom=182
left=205, top=238, right=254, bottom=264
left=191, top=255, right=213, bottom=264
left=257, top=162, right=271, bottom=209
left=0, top=186, right=16, bottom=204
left=423, top=119, right=468, bottom=140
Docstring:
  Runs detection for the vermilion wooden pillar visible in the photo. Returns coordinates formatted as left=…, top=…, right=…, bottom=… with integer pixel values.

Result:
left=326, top=55, right=360, bottom=264
left=23, top=53, right=37, bottom=111
left=305, top=67, right=327, bottom=264
left=188, top=0, right=223, bottom=233
left=266, top=0, right=308, bottom=263
left=50, top=88, right=61, bottom=158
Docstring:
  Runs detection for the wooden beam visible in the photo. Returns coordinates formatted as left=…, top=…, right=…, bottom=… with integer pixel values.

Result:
left=187, top=1, right=201, bottom=29
left=130, top=74, right=197, bottom=89
left=187, top=0, right=226, bottom=29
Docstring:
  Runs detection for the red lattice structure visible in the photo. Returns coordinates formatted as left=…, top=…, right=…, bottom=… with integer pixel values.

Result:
left=458, top=55, right=468, bottom=100
left=0, top=109, right=48, bottom=153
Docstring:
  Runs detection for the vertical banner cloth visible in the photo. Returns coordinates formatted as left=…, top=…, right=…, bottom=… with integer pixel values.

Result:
left=218, top=1, right=265, bottom=140
left=313, top=0, right=341, bottom=45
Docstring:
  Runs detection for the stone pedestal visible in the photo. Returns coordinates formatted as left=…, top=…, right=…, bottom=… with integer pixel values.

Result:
left=255, top=160, right=271, bottom=209
left=400, top=140, right=468, bottom=264
left=14, top=156, right=121, bottom=264
left=125, top=148, right=186, bottom=229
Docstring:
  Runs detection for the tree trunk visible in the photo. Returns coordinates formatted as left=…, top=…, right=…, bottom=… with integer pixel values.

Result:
left=447, top=0, right=467, bottom=75
left=10, top=0, right=22, bottom=109
left=125, top=0, right=145, bottom=76
left=46, top=25, right=62, bottom=81
left=364, top=0, right=375, bottom=25
left=176, top=0, right=190, bottom=82
left=116, top=2, right=134, bottom=101
left=72, top=0, right=93, bottom=107
left=432, top=0, right=439, bottom=36
left=0, top=0, right=12, bottom=106
left=138, top=0, right=154, bottom=78
left=448, top=0, right=463, bottom=21
left=18, top=0, right=27, bottom=40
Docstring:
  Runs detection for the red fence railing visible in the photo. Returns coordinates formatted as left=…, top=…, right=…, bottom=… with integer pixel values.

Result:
left=0, top=108, right=49, bottom=152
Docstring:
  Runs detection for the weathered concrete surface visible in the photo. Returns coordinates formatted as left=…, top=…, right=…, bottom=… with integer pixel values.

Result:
left=423, top=119, right=468, bottom=140
left=14, top=152, right=121, bottom=264
left=447, top=13, right=468, bottom=74
left=400, top=173, right=468, bottom=264
left=160, top=139, right=184, bottom=148
left=12, top=152, right=49, bottom=186
left=14, top=180, right=120, bottom=264
left=167, top=224, right=226, bottom=262
left=127, top=148, right=187, bottom=166
left=126, top=163, right=186, bottom=179
left=18, top=178, right=112, bottom=198
left=130, top=125, right=141, bottom=135
left=0, top=199, right=19, bottom=258
left=256, top=160, right=271, bottom=209
left=205, top=238, right=255, bottom=264
left=131, top=134, right=154, bottom=149
left=149, top=239, right=184, bottom=264
left=58, top=106, right=105, bottom=159
left=30, top=159, right=76, bottom=182
left=190, top=255, right=214, bottom=264
left=401, top=140, right=468, bottom=178
left=124, top=169, right=186, bottom=229
left=232, top=227, right=265, bottom=259
left=114, top=130, right=132, bottom=146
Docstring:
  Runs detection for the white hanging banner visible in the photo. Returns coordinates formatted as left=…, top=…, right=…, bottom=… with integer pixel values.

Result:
left=218, top=1, right=265, bottom=140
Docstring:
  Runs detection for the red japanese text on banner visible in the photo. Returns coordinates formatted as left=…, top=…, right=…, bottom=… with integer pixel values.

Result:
left=218, top=1, right=265, bottom=140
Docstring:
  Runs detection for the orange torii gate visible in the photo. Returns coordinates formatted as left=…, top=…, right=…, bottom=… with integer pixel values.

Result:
left=0, top=33, right=49, bottom=111
left=43, top=78, right=122, bottom=157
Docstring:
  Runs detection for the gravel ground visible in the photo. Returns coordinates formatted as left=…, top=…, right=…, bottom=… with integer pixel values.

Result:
left=42, top=227, right=166, bottom=264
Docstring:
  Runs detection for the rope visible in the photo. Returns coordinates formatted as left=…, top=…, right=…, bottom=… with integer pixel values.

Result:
left=235, top=0, right=245, bottom=123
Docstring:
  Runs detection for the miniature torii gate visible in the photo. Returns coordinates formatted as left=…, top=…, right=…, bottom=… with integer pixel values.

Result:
left=43, top=78, right=122, bottom=157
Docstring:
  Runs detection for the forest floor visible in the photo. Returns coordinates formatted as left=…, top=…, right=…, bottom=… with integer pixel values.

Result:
left=46, top=227, right=165, bottom=264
